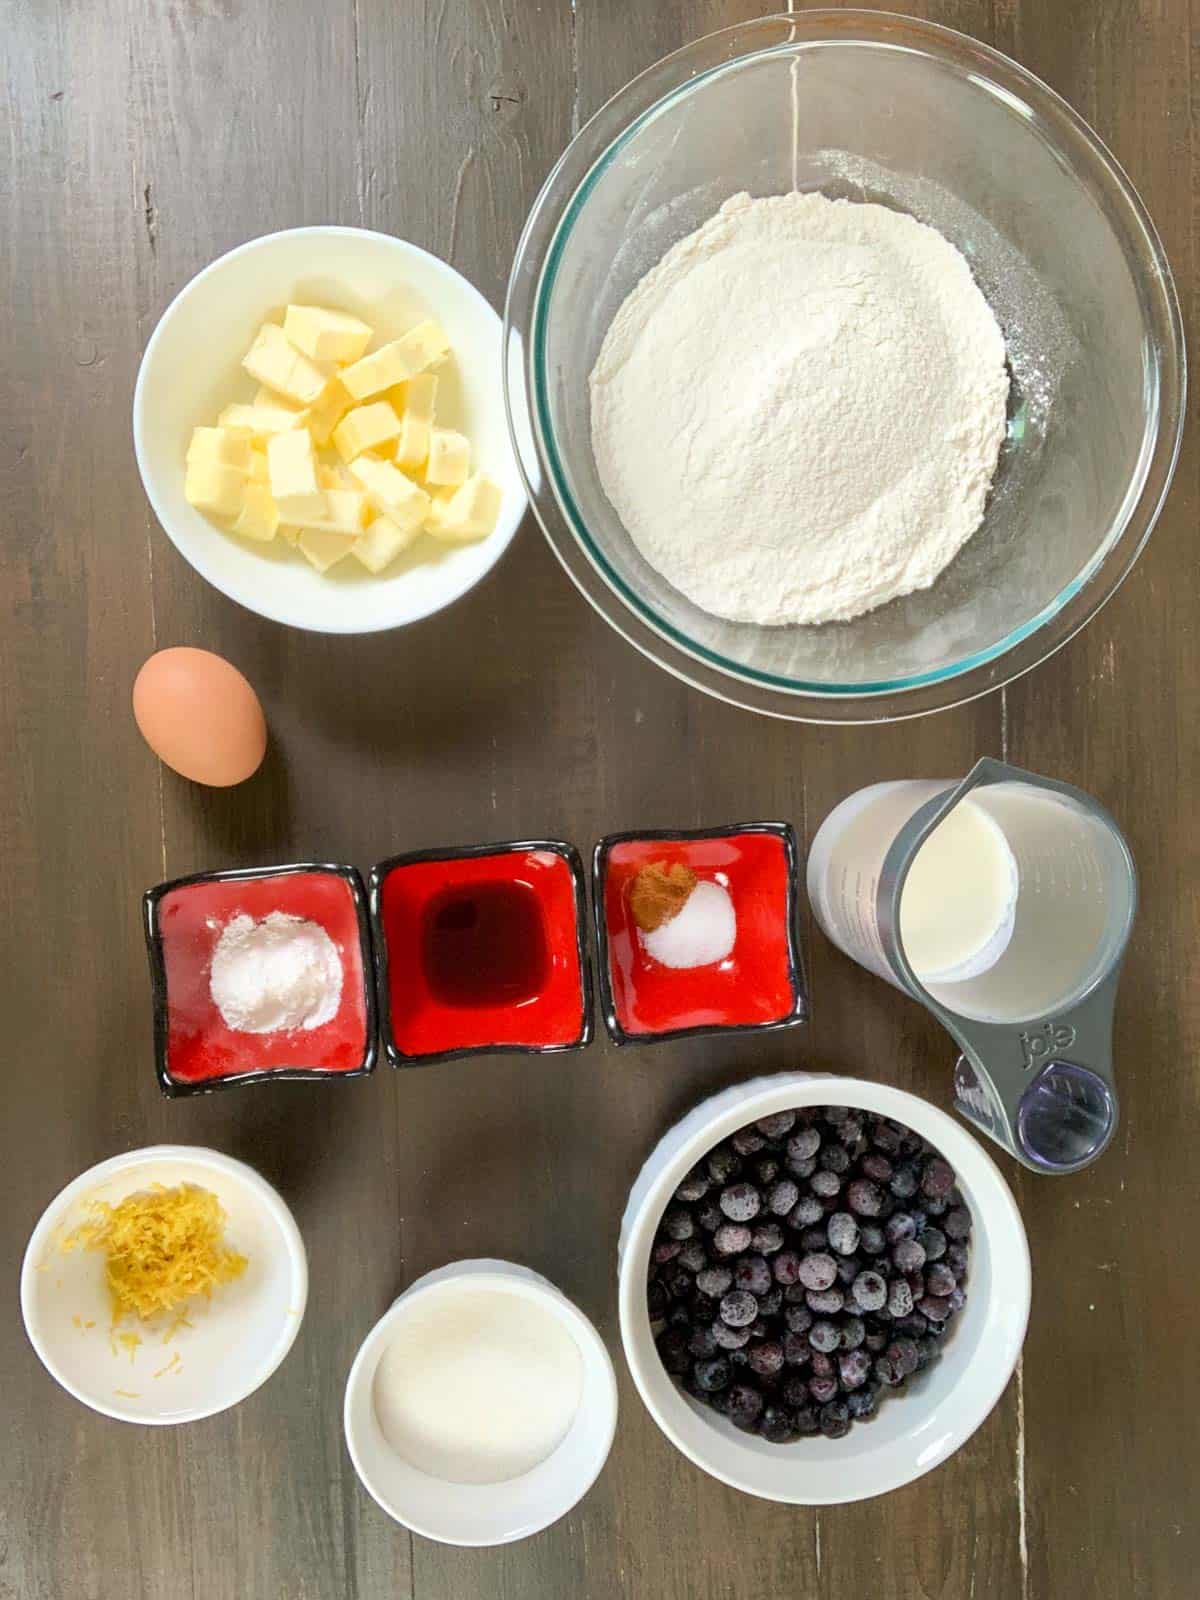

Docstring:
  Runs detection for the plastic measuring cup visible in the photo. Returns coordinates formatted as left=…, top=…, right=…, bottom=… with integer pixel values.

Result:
left=807, top=759, right=1136, bottom=1174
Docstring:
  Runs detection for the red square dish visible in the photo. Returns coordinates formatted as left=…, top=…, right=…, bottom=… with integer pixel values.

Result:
left=144, top=864, right=375, bottom=1095
left=593, top=824, right=807, bottom=1044
left=370, top=841, right=593, bottom=1064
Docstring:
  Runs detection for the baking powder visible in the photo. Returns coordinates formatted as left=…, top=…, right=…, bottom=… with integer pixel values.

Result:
left=209, top=911, right=342, bottom=1033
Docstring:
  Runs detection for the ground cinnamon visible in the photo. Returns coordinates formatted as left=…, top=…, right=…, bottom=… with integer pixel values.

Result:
left=629, top=861, right=697, bottom=933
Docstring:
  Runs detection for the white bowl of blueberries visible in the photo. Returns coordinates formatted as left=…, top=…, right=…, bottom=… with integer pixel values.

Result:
left=618, top=1071, right=1030, bottom=1504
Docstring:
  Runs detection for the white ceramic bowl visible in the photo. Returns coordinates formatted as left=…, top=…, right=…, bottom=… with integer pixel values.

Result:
left=618, top=1072, right=1030, bottom=1503
left=134, top=226, right=527, bottom=633
left=343, top=1259, right=617, bottom=1546
left=20, top=1145, right=308, bottom=1425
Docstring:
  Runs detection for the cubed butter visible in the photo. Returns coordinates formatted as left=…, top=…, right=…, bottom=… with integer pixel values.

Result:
left=218, top=401, right=309, bottom=438
left=296, top=489, right=368, bottom=535
left=425, top=427, right=471, bottom=487
left=283, top=304, right=373, bottom=365
left=394, top=414, right=429, bottom=470
left=317, top=463, right=356, bottom=490
left=247, top=450, right=270, bottom=486
left=242, top=322, right=329, bottom=406
left=352, top=514, right=417, bottom=574
left=297, top=527, right=356, bottom=573
left=254, top=385, right=305, bottom=413
left=402, top=373, right=438, bottom=422
left=232, top=483, right=280, bottom=542
left=305, top=376, right=352, bottom=447
left=348, top=455, right=431, bottom=530
left=267, top=429, right=325, bottom=521
left=185, top=461, right=246, bottom=519
left=278, top=523, right=300, bottom=547
left=426, top=474, right=501, bottom=542
left=332, top=401, right=402, bottom=463
left=186, top=426, right=252, bottom=471
left=340, top=320, right=450, bottom=400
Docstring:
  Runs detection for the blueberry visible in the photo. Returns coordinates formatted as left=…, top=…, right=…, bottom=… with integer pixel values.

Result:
left=871, top=1123, right=902, bottom=1156
left=689, top=1324, right=720, bottom=1358
left=923, top=1193, right=949, bottom=1218
left=808, top=1374, right=839, bottom=1404
left=819, top=1143, right=851, bottom=1175
left=921, top=1157, right=956, bottom=1198
left=918, top=1295, right=952, bottom=1324
left=863, top=1323, right=889, bottom=1354
left=846, top=1385, right=878, bottom=1420
left=859, top=1224, right=887, bottom=1256
left=731, top=1129, right=766, bottom=1157
left=719, top=1290, right=759, bottom=1328
left=945, top=1206, right=972, bottom=1240
left=719, top=1182, right=762, bottom=1223
left=819, top=1400, right=851, bottom=1439
left=712, top=1320, right=752, bottom=1350
left=674, top=1169, right=710, bottom=1203
left=787, top=1127, right=822, bottom=1164
left=651, top=1239, right=682, bottom=1266
left=757, top=1288, right=783, bottom=1318
left=847, top=1179, right=884, bottom=1216
left=892, top=1237, right=926, bottom=1274
left=755, top=1157, right=781, bottom=1186
left=787, top=1195, right=824, bottom=1229
left=838, top=1114, right=865, bottom=1147
left=919, top=1226, right=947, bottom=1263
left=749, top=1340, right=785, bottom=1378
left=695, top=1201, right=723, bottom=1233
left=888, top=1338, right=920, bottom=1378
left=726, top=1383, right=764, bottom=1431
left=888, top=1163, right=921, bottom=1200
left=713, top=1223, right=752, bottom=1257
left=823, top=1105, right=850, bottom=1126
left=758, top=1403, right=795, bottom=1443
left=767, top=1178, right=801, bottom=1217
left=756, top=1110, right=797, bottom=1140
left=946, top=1243, right=970, bottom=1279
left=787, top=1156, right=818, bottom=1181
left=668, top=1305, right=691, bottom=1330
left=926, top=1262, right=956, bottom=1297
left=851, top=1270, right=887, bottom=1312
left=827, top=1212, right=860, bottom=1256
left=647, top=1281, right=667, bottom=1320
left=874, top=1355, right=903, bottom=1388
left=784, top=1303, right=814, bottom=1335
left=793, top=1403, right=820, bottom=1435
left=915, top=1338, right=940, bottom=1372
left=799, top=1225, right=830, bottom=1253
left=677, top=1241, right=708, bottom=1273
left=689, top=1292, right=717, bottom=1324
left=838, top=1348, right=872, bottom=1391
left=808, top=1319, right=840, bottom=1354
left=809, top=1351, right=834, bottom=1378
left=706, top=1145, right=741, bottom=1185
left=696, top=1265, right=733, bottom=1298
left=784, top=1283, right=810, bottom=1304
left=734, top=1254, right=772, bottom=1296
left=840, top=1315, right=866, bottom=1351
left=781, top=1372, right=812, bottom=1406
left=656, top=1328, right=691, bottom=1374
left=752, top=1222, right=785, bottom=1255
left=895, top=1313, right=929, bottom=1339
left=693, top=1355, right=731, bottom=1392
left=665, top=1267, right=693, bottom=1300
left=782, top=1331, right=812, bottom=1366
left=835, top=1256, right=859, bottom=1288
left=947, top=1286, right=966, bottom=1313
left=860, top=1152, right=893, bottom=1183
left=773, top=1250, right=802, bottom=1287
left=798, top=1252, right=837, bottom=1291
left=887, top=1279, right=914, bottom=1319
left=805, top=1287, right=844, bottom=1315
left=885, top=1211, right=917, bottom=1245
left=811, top=1169, right=843, bottom=1199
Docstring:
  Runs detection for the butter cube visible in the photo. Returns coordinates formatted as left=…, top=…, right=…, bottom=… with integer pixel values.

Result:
left=317, top=463, right=355, bottom=490
left=278, top=523, right=300, bottom=547
left=254, top=385, right=305, bottom=413
left=185, top=461, right=245, bottom=519
left=332, top=401, right=402, bottom=463
left=283, top=304, right=373, bottom=365
left=394, top=414, right=429, bottom=470
left=426, top=474, right=501, bottom=542
left=187, top=426, right=252, bottom=472
left=296, top=489, right=368, bottom=535
left=242, top=323, right=328, bottom=406
left=247, top=450, right=270, bottom=485
left=297, top=527, right=356, bottom=573
left=305, top=377, right=352, bottom=447
left=218, top=401, right=309, bottom=438
left=232, top=483, right=280, bottom=542
left=267, top=430, right=324, bottom=521
left=425, top=428, right=471, bottom=487
left=348, top=455, right=431, bottom=531
left=340, top=320, right=450, bottom=400
left=353, top=514, right=417, bottom=574
left=402, top=374, right=438, bottom=422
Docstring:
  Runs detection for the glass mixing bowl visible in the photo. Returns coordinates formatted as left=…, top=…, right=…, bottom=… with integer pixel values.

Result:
left=504, top=11, right=1184, bottom=723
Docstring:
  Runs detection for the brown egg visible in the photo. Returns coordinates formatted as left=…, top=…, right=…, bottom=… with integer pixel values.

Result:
left=133, top=647, right=267, bottom=787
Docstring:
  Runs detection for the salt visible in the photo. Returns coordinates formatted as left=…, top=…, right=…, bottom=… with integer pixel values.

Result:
left=641, top=879, right=737, bottom=969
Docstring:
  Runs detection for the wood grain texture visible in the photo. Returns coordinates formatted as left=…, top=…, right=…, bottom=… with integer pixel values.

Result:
left=1, top=0, right=1195, bottom=1597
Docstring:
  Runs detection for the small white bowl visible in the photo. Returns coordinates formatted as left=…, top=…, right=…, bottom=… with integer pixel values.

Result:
left=619, top=1072, right=1030, bottom=1504
left=133, top=226, right=526, bottom=633
left=344, top=1259, right=617, bottom=1546
left=20, top=1145, right=307, bottom=1425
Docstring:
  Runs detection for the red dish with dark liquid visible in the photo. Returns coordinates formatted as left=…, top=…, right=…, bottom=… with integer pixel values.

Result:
left=145, top=865, right=373, bottom=1092
left=372, top=843, right=591, bottom=1062
left=595, top=825, right=805, bottom=1043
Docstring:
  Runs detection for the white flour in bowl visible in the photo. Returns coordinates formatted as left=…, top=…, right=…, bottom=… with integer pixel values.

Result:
left=588, top=191, right=1009, bottom=626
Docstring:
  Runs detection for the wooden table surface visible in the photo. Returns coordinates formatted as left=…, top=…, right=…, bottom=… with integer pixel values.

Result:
left=3, top=2, right=1196, bottom=1596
